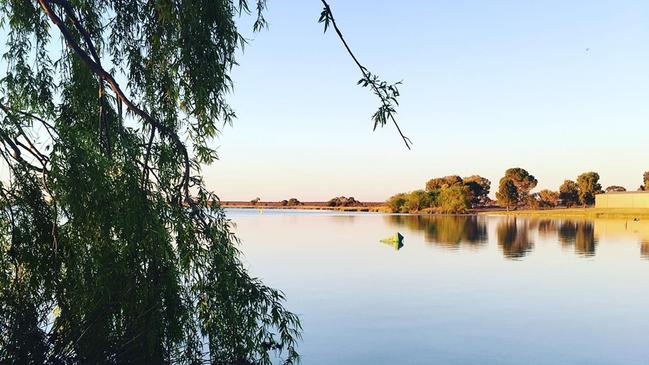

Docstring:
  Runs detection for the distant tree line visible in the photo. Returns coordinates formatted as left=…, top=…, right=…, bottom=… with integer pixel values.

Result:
left=387, top=175, right=491, bottom=213
left=496, top=169, right=606, bottom=209
left=387, top=169, right=649, bottom=213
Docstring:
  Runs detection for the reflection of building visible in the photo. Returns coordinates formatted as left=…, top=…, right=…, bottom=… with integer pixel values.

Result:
left=592, top=219, right=649, bottom=259
left=595, top=191, right=649, bottom=208
left=593, top=219, right=649, bottom=241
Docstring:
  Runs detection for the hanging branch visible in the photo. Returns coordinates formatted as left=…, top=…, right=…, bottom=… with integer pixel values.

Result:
left=37, top=0, right=191, bottom=202
left=49, top=0, right=111, bottom=155
left=319, top=0, right=412, bottom=149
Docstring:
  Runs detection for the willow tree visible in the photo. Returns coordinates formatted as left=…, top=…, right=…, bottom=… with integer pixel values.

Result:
left=0, top=1, right=304, bottom=363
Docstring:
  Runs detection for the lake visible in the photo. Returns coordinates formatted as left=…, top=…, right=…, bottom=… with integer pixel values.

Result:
left=228, top=209, right=649, bottom=365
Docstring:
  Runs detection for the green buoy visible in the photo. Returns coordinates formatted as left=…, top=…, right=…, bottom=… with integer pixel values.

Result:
left=380, top=232, right=404, bottom=250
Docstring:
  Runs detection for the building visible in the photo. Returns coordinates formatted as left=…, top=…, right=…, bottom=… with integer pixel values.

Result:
left=595, top=191, right=649, bottom=209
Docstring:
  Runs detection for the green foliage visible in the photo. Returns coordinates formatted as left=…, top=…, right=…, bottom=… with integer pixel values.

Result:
left=501, top=168, right=537, bottom=205
left=526, top=193, right=541, bottom=210
left=425, top=175, right=463, bottom=192
left=576, top=172, right=602, bottom=206
left=537, top=189, right=559, bottom=208
left=287, top=198, right=301, bottom=206
left=0, top=1, right=300, bottom=364
left=327, top=196, right=361, bottom=207
left=402, top=190, right=433, bottom=213
left=386, top=193, right=407, bottom=213
left=385, top=191, right=435, bottom=213
left=462, top=175, right=491, bottom=206
left=605, top=186, right=626, bottom=193
left=496, top=178, right=518, bottom=210
left=437, top=185, right=471, bottom=213
left=559, top=180, right=580, bottom=207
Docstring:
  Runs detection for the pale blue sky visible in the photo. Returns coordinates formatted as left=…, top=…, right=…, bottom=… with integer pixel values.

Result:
left=3, top=1, right=645, bottom=201
left=205, top=0, right=649, bottom=201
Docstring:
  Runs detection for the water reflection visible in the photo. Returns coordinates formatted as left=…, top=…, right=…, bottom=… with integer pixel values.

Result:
left=384, top=215, right=649, bottom=259
left=557, top=221, right=598, bottom=257
left=233, top=210, right=649, bottom=365
left=496, top=218, right=534, bottom=259
left=385, top=215, right=487, bottom=249
left=537, top=219, right=558, bottom=238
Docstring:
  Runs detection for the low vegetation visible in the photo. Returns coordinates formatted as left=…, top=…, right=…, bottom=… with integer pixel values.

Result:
left=278, top=198, right=302, bottom=206
left=605, top=186, right=626, bottom=193
left=327, top=196, right=362, bottom=207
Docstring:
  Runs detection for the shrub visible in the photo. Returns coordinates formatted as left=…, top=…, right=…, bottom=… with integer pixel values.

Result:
left=605, top=185, right=626, bottom=193
left=327, top=196, right=361, bottom=207
left=437, top=185, right=471, bottom=213
left=538, top=189, right=559, bottom=208
left=386, top=193, right=407, bottom=213
left=402, top=190, right=434, bottom=213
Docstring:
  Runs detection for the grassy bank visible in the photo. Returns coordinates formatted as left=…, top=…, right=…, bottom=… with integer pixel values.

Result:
left=482, top=207, right=649, bottom=219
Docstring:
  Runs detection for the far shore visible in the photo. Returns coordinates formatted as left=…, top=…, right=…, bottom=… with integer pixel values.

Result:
left=482, top=207, right=649, bottom=219
left=221, top=201, right=649, bottom=219
left=220, top=201, right=385, bottom=212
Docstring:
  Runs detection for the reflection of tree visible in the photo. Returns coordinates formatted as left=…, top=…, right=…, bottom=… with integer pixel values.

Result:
left=558, top=221, right=577, bottom=246
left=462, top=216, right=488, bottom=244
left=537, top=219, right=557, bottom=238
left=575, top=222, right=596, bottom=256
left=496, top=218, right=534, bottom=259
left=557, top=220, right=597, bottom=257
left=641, top=241, right=649, bottom=260
left=384, top=215, right=487, bottom=249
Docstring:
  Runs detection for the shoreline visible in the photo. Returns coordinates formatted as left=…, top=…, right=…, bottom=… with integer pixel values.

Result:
left=480, top=207, right=649, bottom=219
left=221, top=202, right=649, bottom=219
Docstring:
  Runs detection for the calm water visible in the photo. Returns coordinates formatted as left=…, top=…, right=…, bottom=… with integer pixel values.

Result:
left=228, top=209, right=649, bottom=365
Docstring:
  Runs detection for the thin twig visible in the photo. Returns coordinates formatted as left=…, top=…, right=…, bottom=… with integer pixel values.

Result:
left=319, top=0, right=411, bottom=149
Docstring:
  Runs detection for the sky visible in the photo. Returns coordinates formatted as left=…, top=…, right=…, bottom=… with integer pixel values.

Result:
left=2, top=1, right=647, bottom=201
left=201, top=0, right=649, bottom=201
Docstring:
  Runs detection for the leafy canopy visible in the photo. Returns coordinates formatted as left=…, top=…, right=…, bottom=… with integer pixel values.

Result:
left=0, top=1, right=303, bottom=364
left=559, top=179, right=579, bottom=207
left=576, top=171, right=602, bottom=206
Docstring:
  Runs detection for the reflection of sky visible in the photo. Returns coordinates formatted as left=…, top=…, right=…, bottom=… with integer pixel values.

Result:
left=232, top=211, right=649, bottom=365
